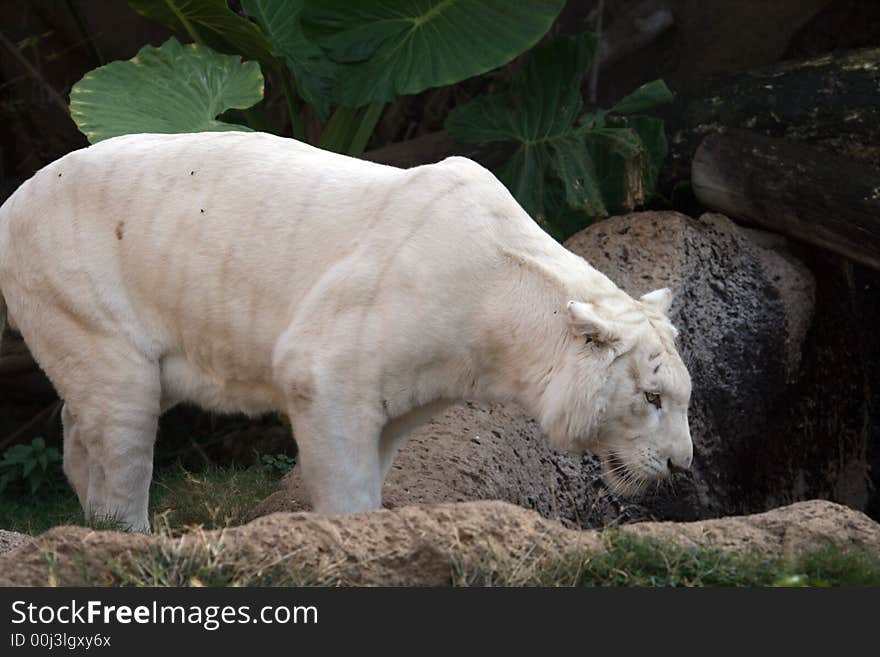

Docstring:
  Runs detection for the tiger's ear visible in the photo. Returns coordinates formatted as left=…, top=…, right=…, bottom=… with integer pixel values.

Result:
left=640, top=288, right=673, bottom=315
left=566, top=301, right=621, bottom=345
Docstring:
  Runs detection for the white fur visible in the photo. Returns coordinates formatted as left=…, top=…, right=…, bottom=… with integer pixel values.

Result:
left=0, top=132, right=692, bottom=531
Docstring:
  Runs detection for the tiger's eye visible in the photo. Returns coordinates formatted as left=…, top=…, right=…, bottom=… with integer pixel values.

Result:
left=645, top=392, right=661, bottom=409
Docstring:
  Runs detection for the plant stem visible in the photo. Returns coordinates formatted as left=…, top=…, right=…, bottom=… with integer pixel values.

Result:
left=280, top=72, right=304, bottom=141
left=163, top=0, right=203, bottom=45
left=589, top=0, right=605, bottom=103
left=0, top=401, right=63, bottom=453
left=347, top=102, right=385, bottom=157
left=65, top=0, right=104, bottom=65
left=319, top=105, right=359, bottom=153
left=242, top=105, right=274, bottom=133
left=0, top=30, right=70, bottom=116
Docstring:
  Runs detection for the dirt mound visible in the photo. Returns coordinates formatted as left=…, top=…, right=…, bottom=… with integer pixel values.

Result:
left=1, top=499, right=877, bottom=587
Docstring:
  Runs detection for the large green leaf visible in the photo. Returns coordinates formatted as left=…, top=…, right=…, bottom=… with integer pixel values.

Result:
left=446, top=33, right=596, bottom=144
left=610, top=79, right=674, bottom=116
left=241, top=0, right=337, bottom=118
left=629, top=115, right=668, bottom=198
left=129, top=0, right=273, bottom=64
left=70, top=38, right=264, bottom=143
left=447, top=34, right=599, bottom=222
left=301, top=0, right=566, bottom=106
left=582, top=117, right=667, bottom=214
left=447, top=33, right=672, bottom=239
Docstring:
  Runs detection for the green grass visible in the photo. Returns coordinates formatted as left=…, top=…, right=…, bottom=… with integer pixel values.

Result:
left=149, top=464, right=280, bottom=534
left=0, top=488, right=84, bottom=535
left=791, top=546, right=880, bottom=587
left=95, top=530, right=880, bottom=588
left=456, top=532, right=880, bottom=587
left=532, top=532, right=774, bottom=587
left=0, top=463, right=281, bottom=536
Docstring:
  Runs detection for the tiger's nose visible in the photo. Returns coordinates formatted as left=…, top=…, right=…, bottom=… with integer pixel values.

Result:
left=667, top=457, right=691, bottom=475
left=667, top=429, right=693, bottom=475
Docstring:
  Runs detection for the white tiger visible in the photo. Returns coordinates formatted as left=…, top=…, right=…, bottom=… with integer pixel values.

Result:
left=0, top=131, right=692, bottom=532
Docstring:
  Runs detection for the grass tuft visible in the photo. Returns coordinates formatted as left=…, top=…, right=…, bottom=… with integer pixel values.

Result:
left=0, top=463, right=281, bottom=536
left=100, top=520, right=332, bottom=587
left=788, top=544, right=880, bottom=587
left=457, top=532, right=880, bottom=587
left=149, top=464, right=279, bottom=534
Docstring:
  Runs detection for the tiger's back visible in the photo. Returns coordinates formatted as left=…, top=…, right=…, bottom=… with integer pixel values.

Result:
left=0, top=131, right=480, bottom=412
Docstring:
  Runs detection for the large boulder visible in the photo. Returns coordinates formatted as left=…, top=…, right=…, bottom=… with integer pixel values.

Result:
left=258, top=210, right=828, bottom=524
left=567, top=211, right=817, bottom=520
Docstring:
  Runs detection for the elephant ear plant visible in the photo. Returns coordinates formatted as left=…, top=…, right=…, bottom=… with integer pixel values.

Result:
left=446, top=33, right=673, bottom=240
left=70, top=37, right=265, bottom=143
left=68, top=0, right=672, bottom=239
left=72, top=0, right=565, bottom=153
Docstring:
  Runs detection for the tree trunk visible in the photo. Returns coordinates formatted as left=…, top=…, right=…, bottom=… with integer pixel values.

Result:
left=660, top=47, right=880, bottom=192
left=692, top=131, right=880, bottom=270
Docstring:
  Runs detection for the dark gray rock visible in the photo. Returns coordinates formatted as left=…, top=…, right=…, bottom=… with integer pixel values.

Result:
left=0, top=529, right=33, bottom=555
left=763, top=247, right=880, bottom=519
left=567, top=211, right=819, bottom=520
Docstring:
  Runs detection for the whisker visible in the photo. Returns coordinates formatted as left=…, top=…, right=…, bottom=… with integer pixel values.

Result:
left=600, top=447, right=660, bottom=498
left=618, top=467, right=645, bottom=496
left=603, top=460, right=631, bottom=476
left=601, top=451, right=633, bottom=476
left=632, top=473, right=649, bottom=496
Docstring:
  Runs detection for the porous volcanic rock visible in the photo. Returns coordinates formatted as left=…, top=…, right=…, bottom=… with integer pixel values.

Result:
left=566, top=211, right=819, bottom=520
left=0, top=529, right=33, bottom=555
